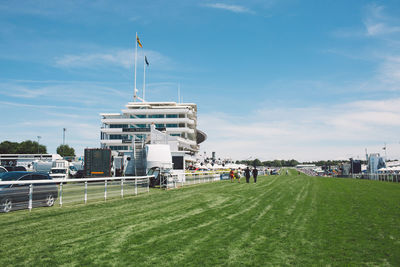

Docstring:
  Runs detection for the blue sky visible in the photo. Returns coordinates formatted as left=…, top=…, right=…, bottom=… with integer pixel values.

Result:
left=1, top=0, right=400, bottom=161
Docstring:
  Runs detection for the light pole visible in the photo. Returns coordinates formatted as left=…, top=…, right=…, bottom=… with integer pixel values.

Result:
left=63, top=128, right=66, bottom=145
left=37, top=136, right=42, bottom=154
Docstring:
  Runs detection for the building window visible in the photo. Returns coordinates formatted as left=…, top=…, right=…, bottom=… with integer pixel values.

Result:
left=109, top=135, right=131, bottom=140
left=170, top=134, right=180, bottom=137
left=110, top=135, right=121, bottom=140
left=110, top=146, right=128, bottom=150
left=110, top=124, right=128, bottom=128
left=156, top=124, right=164, bottom=128
left=166, top=114, right=178, bottom=118
left=166, top=124, right=178, bottom=128
left=136, top=124, right=147, bottom=128
left=136, top=115, right=146, bottom=118
left=149, top=114, right=164, bottom=118
left=136, top=134, right=146, bottom=140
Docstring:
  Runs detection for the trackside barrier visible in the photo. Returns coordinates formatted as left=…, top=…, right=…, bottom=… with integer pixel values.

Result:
left=351, top=173, right=400, bottom=183
left=0, top=176, right=153, bottom=213
left=163, top=171, right=229, bottom=189
left=297, top=168, right=400, bottom=183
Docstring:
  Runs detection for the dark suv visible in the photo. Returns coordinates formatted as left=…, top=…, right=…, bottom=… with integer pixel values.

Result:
left=0, top=172, right=58, bottom=213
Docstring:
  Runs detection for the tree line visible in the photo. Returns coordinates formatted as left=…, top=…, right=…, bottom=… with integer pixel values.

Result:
left=0, top=140, right=47, bottom=154
left=235, top=159, right=361, bottom=167
left=0, top=140, right=75, bottom=157
left=236, top=159, right=300, bottom=167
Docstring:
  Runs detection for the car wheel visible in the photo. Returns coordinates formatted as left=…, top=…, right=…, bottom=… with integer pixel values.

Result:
left=45, top=194, right=55, bottom=207
left=1, top=198, right=12, bottom=213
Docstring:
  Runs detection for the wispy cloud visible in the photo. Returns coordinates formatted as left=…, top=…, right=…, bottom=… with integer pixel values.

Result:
left=377, top=56, right=400, bottom=85
left=54, top=49, right=172, bottom=70
left=0, top=80, right=130, bottom=107
left=332, top=4, right=400, bottom=38
left=363, top=4, right=400, bottom=37
left=328, top=4, right=400, bottom=93
left=199, top=98, right=400, bottom=161
left=203, top=3, right=254, bottom=14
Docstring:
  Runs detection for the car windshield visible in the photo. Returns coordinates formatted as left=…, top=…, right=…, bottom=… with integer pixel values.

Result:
left=69, top=166, right=77, bottom=171
left=51, top=169, right=66, bottom=174
left=0, top=172, right=26, bottom=181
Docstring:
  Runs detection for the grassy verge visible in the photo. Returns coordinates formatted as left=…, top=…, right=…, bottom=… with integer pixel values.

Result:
left=0, top=170, right=399, bottom=266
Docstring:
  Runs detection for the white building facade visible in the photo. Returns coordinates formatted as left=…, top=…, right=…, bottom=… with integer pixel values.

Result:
left=100, top=102, right=206, bottom=156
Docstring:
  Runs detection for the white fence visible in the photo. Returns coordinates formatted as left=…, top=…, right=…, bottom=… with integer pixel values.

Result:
left=351, top=173, right=400, bottom=182
left=164, top=171, right=227, bottom=189
left=0, top=171, right=239, bottom=213
left=0, top=176, right=152, bottom=213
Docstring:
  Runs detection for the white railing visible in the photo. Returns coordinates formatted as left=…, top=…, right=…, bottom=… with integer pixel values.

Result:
left=162, top=171, right=229, bottom=189
left=351, top=173, right=400, bottom=182
left=0, top=176, right=153, bottom=213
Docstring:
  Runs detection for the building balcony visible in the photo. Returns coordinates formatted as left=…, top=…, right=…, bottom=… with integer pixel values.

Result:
left=121, top=108, right=194, bottom=116
left=165, top=127, right=195, bottom=134
left=100, top=140, right=123, bottom=145
left=101, top=117, right=195, bottom=125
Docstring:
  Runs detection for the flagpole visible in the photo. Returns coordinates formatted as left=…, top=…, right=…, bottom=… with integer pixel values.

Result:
left=178, top=83, right=180, bottom=103
left=143, top=55, right=146, bottom=102
left=134, top=32, right=138, bottom=101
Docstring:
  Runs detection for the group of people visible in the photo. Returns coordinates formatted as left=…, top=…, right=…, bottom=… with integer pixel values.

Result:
left=229, top=167, right=258, bottom=183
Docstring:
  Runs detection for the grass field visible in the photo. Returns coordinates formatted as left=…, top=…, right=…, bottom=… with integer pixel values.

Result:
left=1, top=170, right=399, bottom=266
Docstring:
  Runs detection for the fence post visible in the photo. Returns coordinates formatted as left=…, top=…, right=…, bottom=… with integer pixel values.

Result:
left=135, top=178, right=138, bottom=195
left=84, top=181, right=88, bottom=204
left=121, top=179, right=124, bottom=198
left=28, top=184, right=33, bottom=212
left=104, top=180, right=107, bottom=201
left=147, top=177, right=150, bottom=193
left=59, top=182, right=63, bottom=207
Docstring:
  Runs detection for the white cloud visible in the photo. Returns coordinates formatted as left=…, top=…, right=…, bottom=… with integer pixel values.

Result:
left=363, top=4, right=400, bottom=37
left=203, top=3, right=254, bottom=14
left=54, top=49, right=172, bottom=70
left=378, top=56, right=400, bottom=85
left=328, top=4, right=400, bottom=93
left=198, top=98, right=400, bottom=161
left=333, top=4, right=400, bottom=38
left=0, top=80, right=130, bottom=107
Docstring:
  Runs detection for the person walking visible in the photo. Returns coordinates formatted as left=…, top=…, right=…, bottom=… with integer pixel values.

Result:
left=229, top=169, right=234, bottom=183
left=244, top=167, right=251, bottom=183
left=252, top=167, right=258, bottom=183
left=235, top=168, right=241, bottom=183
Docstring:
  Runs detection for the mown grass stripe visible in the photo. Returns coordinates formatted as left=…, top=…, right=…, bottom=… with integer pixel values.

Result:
left=1, top=173, right=400, bottom=266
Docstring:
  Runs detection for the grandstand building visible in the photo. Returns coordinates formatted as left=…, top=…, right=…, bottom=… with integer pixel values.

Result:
left=100, top=101, right=207, bottom=155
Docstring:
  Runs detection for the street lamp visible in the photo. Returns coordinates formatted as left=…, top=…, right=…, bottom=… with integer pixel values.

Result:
left=63, top=128, right=66, bottom=145
left=37, top=136, right=42, bottom=154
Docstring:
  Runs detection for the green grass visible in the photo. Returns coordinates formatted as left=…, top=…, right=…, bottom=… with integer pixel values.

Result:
left=1, top=170, right=400, bottom=266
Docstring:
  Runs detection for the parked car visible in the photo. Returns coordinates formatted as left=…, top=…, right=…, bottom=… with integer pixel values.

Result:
left=271, top=169, right=279, bottom=175
left=0, top=171, right=58, bottom=213
left=4, top=166, right=27, bottom=172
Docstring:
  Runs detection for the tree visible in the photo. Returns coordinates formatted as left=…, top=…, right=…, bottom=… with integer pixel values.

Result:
left=0, top=141, right=19, bottom=153
left=57, top=144, right=75, bottom=157
left=253, top=158, right=262, bottom=167
left=272, top=160, right=282, bottom=167
left=0, top=140, right=46, bottom=154
left=18, top=140, right=46, bottom=154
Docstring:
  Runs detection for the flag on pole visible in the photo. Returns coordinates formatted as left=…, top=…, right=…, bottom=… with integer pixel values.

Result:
left=145, top=56, right=149, bottom=66
left=137, top=36, right=143, bottom=48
